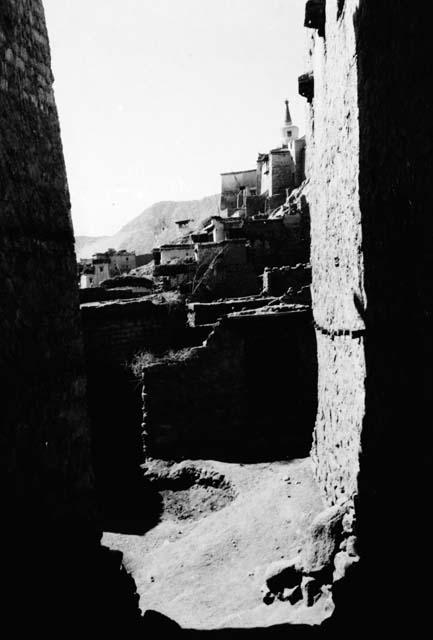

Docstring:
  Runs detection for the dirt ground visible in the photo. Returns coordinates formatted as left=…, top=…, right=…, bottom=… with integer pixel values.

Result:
left=103, top=457, right=333, bottom=630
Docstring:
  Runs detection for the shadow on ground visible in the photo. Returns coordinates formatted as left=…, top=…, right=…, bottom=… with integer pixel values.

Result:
left=139, top=610, right=329, bottom=637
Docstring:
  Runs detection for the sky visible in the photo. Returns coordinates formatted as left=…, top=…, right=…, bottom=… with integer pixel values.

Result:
left=43, top=0, right=307, bottom=236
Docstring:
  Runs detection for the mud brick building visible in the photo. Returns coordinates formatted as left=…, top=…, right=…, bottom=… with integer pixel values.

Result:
left=302, top=0, right=432, bottom=632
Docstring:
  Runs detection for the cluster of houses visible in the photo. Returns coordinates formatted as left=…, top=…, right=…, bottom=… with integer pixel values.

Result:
left=79, top=249, right=137, bottom=288
left=78, top=101, right=308, bottom=300
left=152, top=100, right=309, bottom=298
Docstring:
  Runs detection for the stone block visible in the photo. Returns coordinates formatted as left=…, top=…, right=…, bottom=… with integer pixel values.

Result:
left=262, top=556, right=303, bottom=602
left=300, top=504, right=348, bottom=574
left=301, top=575, right=321, bottom=607
left=333, top=550, right=359, bottom=583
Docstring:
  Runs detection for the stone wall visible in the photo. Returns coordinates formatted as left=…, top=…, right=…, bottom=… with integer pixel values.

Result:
left=81, top=297, right=212, bottom=366
left=0, top=2, right=135, bottom=634
left=79, top=287, right=144, bottom=304
left=0, top=4, right=145, bottom=633
left=187, top=296, right=275, bottom=326
left=140, top=307, right=317, bottom=461
left=262, top=263, right=311, bottom=297
left=81, top=298, right=189, bottom=365
left=0, top=0, right=93, bottom=535
left=303, top=0, right=433, bottom=630
left=81, top=296, right=211, bottom=528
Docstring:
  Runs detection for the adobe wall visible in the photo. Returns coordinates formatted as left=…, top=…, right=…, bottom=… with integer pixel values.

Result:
left=195, top=239, right=248, bottom=265
left=270, top=150, right=294, bottom=196
left=0, top=3, right=143, bottom=634
left=81, top=296, right=211, bottom=523
left=304, top=0, right=432, bottom=629
left=81, top=298, right=190, bottom=365
left=262, top=263, right=311, bottom=297
left=193, top=241, right=261, bottom=298
left=160, top=243, right=195, bottom=264
left=220, top=169, right=257, bottom=214
left=79, top=287, right=144, bottom=304
left=140, top=308, right=317, bottom=461
left=0, top=0, right=93, bottom=531
left=187, top=296, right=275, bottom=326
left=196, top=262, right=260, bottom=298
left=246, top=217, right=309, bottom=269
left=305, top=0, right=365, bottom=508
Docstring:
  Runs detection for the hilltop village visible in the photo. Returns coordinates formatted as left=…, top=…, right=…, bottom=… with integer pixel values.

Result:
left=77, top=101, right=310, bottom=305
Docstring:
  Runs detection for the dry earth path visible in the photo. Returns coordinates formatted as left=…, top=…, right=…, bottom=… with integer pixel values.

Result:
left=103, top=457, right=333, bottom=630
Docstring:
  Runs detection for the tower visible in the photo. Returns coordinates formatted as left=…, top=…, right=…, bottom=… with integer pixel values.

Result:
left=281, top=99, right=299, bottom=148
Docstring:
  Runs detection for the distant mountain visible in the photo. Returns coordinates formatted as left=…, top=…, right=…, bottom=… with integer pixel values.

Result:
left=74, top=194, right=220, bottom=260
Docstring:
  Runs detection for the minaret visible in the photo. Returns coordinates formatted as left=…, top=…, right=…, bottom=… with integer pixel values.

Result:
left=281, top=99, right=299, bottom=148
left=285, top=99, right=292, bottom=125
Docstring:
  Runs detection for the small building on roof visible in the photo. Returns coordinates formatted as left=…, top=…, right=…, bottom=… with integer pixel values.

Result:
left=220, top=169, right=258, bottom=216
left=110, top=249, right=137, bottom=274
left=80, top=267, right=96, bottom=289
left=159, top=242, right=196, bottom=265
left=80, top=249, right=137, bottom=288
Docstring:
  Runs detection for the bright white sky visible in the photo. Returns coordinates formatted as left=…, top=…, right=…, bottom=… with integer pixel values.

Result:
left=43, top=0, right=307, bottom=236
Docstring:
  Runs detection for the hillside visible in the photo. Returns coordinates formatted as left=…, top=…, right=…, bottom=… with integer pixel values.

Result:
left=75, top=194, right=220, bottom=260
left=74, top=235, right=109, bottom=256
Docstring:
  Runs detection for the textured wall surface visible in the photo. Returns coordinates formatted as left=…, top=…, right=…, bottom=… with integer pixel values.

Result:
left=0, top=0, right=93, bottom=527
left=305, top=0, right=433, bottom=630
left=246, top=217, right=308, bottom=270
left=81, top=297, right=211, bottom=531
left=312, top=331, right=364, bottom=505
left=141, top=308, right=317, bottom=461
left=270, top=150, right=294, bottom=196
left=307, top=0, right=432, bottom=517
left=0, top=4, right=143, bottom=633
left=81, top=298, right=188, bottom=364
left=306, top=0, right=366, bottom=507
left=262, top=263, right=311, bottom=297
left=187, top=297, right=275, bottom=326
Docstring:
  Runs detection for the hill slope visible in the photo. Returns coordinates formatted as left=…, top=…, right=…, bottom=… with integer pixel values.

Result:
left=74, top=235, right=109, bottom=256
left=75, top=194, right=220, bottom=259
